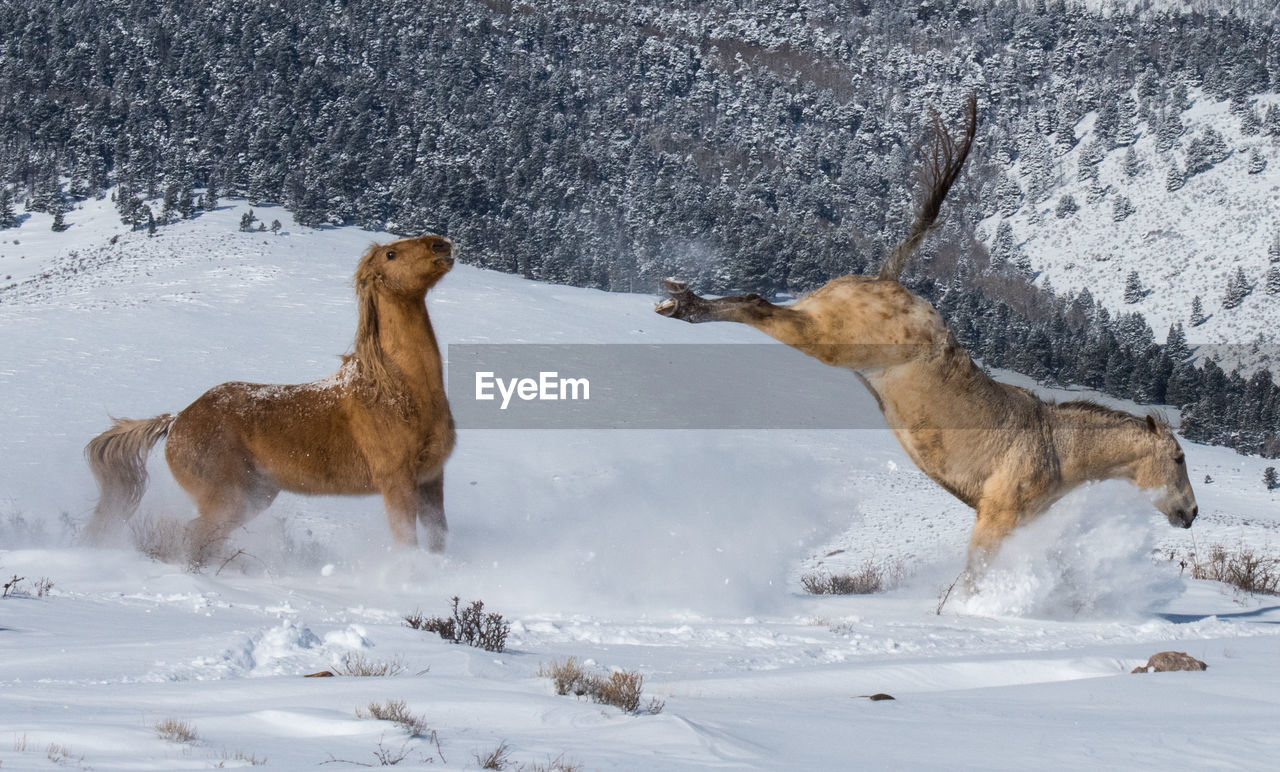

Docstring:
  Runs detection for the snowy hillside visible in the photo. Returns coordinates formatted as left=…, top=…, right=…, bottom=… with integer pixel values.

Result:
left=983, top=89, right=1280, bottom=367
left=3, top=202, right=1280, bottom=769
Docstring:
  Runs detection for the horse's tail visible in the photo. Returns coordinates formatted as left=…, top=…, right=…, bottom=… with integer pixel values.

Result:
left=84, top=414, right=175, bottom=540
left=877, top=94, right=978, bottom=282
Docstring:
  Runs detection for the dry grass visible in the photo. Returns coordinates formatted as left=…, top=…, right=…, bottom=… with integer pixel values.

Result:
left=129, top=514, right=188, bottom=564
left=801, top=559, right=904, bottom=595
left=154, top=718, right=199, bottom=744
left=404, top=597, right=510, bottom=653
left=522, top=755, right=585, bottom=772
left=539, top=658, right=664, bottom=715
left=1181, top=543, right=1280, bottom=595
left=333, top=652, right=407, bottom=677
left=356, top=699, right=432, bottom=738
left=475, top=741, right=513, bottom=770
left=214, top=749, right=267, bottom=767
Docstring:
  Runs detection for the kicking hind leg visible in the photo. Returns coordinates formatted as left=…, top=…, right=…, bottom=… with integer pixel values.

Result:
left=655, top=280, right=812, bottom=342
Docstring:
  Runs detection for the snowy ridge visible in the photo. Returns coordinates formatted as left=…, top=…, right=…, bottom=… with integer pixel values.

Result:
left=2, top=204, right=1280, bottom=769
left=983, top=89, right=1280, bottom=370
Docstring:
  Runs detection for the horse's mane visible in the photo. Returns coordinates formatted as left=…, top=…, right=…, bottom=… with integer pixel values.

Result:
left=1056, top=399, right=1169, bottom=430
left=348, top=243, right=408, bottom=408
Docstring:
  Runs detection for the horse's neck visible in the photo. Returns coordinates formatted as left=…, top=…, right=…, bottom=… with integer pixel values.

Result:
left=374, top=293, right=444, bottom=384
left=1054, top=413, right=1145, bottom=486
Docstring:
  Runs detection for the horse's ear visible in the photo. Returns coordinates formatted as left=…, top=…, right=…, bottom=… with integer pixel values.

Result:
left=1145, top=415, right=1158, bottom=433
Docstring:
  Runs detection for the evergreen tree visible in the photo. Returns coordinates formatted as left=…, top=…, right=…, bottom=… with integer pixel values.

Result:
left=1055, top=194, right=1078, bottom=218
left=1266, top=266, right=1280, bottom=295
left=1265, top=467, right=1279, bottom=491
left=1122, top=147, right=1141, bottom=178
left=1112, top=195, right=1134, bottom=221
left=1123, top=271, right=1144, bottom=303
left=1166, top=164, right=1186, bottom=191
left=1165, top=322, right=1190, bottom=362
left=239, top=210, right=257, bottom=232
left=0, top=188, right=17, bottom=229
left=1248, top=148, right=1267, bottom=175
left=1190, top=295, right=1206, bottom=327
left=1222, top=267, right=1252, bottom=309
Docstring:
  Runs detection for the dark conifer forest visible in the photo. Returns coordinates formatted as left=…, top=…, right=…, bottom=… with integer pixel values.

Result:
left=1, top=0, right=1277, bottom=455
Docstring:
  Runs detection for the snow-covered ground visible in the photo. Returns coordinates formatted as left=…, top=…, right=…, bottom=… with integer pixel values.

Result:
left=2, top=199, right=1280, bottom=770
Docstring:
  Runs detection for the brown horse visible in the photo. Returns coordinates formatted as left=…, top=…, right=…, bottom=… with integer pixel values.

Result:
left=655, top=96, right=1198, bottom=574
left=85, top=234, right=457, bottom=563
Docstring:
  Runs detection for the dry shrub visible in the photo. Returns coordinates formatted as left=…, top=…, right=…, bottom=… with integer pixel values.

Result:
left=405, top=597, right=510, bottom=653
left=129, top=514, right=188, bottom=564
left=1184, top=543, right=1280, bottom=595
left=523, top=755, right=584, bottom=772
left=596, top=671, right=645, bottom=713
left=475, top=741, right=512, bottom=770
left=215, top=749, right=267, bottom=766
left=801, top=559, right=904, bottom=595
left=356, top=699, right=432, bottom=738
left=538, top=658, right=664, bottom=715
left=541, top=656, right=588, bottom=697
left=334, top=652, right=406, bottom=677
left=155, top=718, right=199, bottom=744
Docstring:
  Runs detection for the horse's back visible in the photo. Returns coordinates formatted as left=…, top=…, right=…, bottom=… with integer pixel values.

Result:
left=166, top=380, right=375, bottom=496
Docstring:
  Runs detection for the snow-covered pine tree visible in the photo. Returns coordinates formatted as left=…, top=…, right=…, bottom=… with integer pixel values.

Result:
left=1247, top=148, right=1267, bottom=175
left=1113, top=195, right=1134, bottom=221
left=1124, top=270, right=1144, bottom=303
left=1190, top=295, right=1206, bottom=326
left=1265, top=266, right=1280, bottom=295
left=0, top=188, right=17, bottom=229
left=1222, top=267, right=1251, bottom=309
left=1265, top=467, right=1279, bottom=491
left=1122, top=147, right=1141, bottom=177
left=1166, top=164, right=1186, bottom=191
left=1055, top=194, right=1078, bottom=218
left=1165, top=322, right=1190, bottom=362
left=1270, top=233, right=1280, bottom=264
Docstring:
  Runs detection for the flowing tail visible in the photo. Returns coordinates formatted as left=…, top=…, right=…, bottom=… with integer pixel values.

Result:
left=877, top=94, right=978, bottom=282
left=84, top=414, right=175, bottom=541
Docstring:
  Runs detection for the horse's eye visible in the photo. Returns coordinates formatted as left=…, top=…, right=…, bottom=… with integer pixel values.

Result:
left=1174, top=456, right=1185, bottom=465
left=386, top=250, right=396, bottom=260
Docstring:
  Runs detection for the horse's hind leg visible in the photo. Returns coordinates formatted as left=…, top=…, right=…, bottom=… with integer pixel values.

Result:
left=656, top=280, right=812, bottom=343
left=183, top=481, right=278, bottom=568
left=417, top=475, right=447, bottom=554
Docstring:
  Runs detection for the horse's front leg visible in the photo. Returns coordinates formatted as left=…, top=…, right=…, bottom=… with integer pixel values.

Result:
left=964, top=506, right=1020, bottom=580
left=380, top=480, right=420, bottom=548
left=417, top=475, right=447, bottom=554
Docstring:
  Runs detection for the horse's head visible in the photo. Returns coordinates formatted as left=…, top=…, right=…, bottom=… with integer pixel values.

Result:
left=357, top=234, right=455, bottom=297
left=1132, top=415, right=1198, bottom=528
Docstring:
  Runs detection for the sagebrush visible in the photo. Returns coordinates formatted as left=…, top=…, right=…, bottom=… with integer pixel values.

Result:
left=538, top=657, right=664, bottom=715
left=405, top=597, right=510, bottom=653
left=356, top=699, right=433, bottom=738
left=1181, top=543, right=1280, bottom=595
left=801, top=559, right=904, bottom=595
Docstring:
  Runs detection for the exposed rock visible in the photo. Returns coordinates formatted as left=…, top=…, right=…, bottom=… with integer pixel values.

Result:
left=1131, top=651, right=1208, bottom=673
